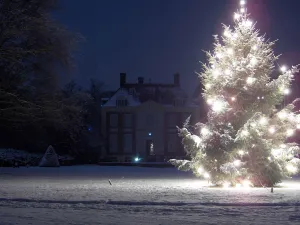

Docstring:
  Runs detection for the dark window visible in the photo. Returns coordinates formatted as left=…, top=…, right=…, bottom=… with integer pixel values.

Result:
left=109, top=114, right=118, bottom=127
left=167, top=133, right=178, bottom=152
left=129, top=88, right=136, bottom=96
left=116, top=99, right=128, bottom=107
left=109, top=134, right=118, bottom=153
left=174, top=98, right=185, bottom=106
left=123, top=134, right=133, bottom=153
left=167, top=113, right=178, bottom=127
left=145, top=114, right=154, bottom=126
left=123, top=113, right=133, bottom=128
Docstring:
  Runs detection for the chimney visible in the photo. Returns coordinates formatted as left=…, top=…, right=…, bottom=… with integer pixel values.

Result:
left=174, top=73, right=180, bottom=86
left=137, top=76, right=144, bottom=84
left=120, top=73, right=126, bottom=87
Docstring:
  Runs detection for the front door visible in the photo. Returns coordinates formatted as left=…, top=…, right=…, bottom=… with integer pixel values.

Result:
left=145, top=140, right=155, bottom=161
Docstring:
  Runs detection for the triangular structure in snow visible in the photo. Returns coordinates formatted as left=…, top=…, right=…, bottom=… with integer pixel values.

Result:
left=39, top=145, right=60, bottom=167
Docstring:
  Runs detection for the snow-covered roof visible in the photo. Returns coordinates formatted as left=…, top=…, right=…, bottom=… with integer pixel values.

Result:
left=102, top=84, right=199, bottom=108
left=102, top=88, right=140, bottom=107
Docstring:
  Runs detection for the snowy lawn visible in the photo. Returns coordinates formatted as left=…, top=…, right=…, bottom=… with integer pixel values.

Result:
left=1, top=166, right=300, bottom=225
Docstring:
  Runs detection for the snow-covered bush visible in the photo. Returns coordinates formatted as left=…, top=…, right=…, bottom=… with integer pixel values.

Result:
left=0, top=149, right=42, bottom=166
left=0, top=149, right=74, bottom=167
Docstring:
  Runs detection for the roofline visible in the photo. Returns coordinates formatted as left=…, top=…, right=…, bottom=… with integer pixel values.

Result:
left=101, top=88, right=121, bottom=106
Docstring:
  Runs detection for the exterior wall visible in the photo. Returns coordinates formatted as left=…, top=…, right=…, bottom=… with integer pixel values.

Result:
left=163, top=107, right=199, bottom=159
left=135, top=101, right=165, bottom=159
left=100, top=101, right=200, bottom=162
left=101, top=107, right=136, bottom=161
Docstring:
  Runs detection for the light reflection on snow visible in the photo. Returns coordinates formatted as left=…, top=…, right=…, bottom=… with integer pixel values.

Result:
left=278, top=180, right=300, bottom=189
left=0, top=166, right=300, bottom=208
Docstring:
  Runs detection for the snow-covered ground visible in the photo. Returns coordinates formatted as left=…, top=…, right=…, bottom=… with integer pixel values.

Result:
left=1, top=166, right=300, bottom=225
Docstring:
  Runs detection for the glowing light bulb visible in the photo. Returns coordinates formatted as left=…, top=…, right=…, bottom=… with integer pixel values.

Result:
left=280, top=144, right=286, bottom=148
left=204, top=172, right=210, bottom=179
left=207, top=98, right=213, bottom=105
left=212, top=99, right=225, bottom=113
left=269, top=127, right=276, bottom=134
left=213, top=69, right=220, bottom=78
left=234, top=13, right=241, bottom=20
left=284, top=88, right=290, bottom=95
left=278, top=111, right=287, bottom=119
left=134, top=157, right=140, bottom=162
left=234, top=160, right=241, bottom=167
left=286, top=164, right=297, bottom=173
left=223, top=182, right=230, bottom=188
left=197, top=167, right=203, bottom=174
left=238, top=150, right=245, bottom=156
left=193, top=136, right=202, bottom=147
left=288, top=114, right=295, bottom=122
left=252, top=45, right=257, bottom=50
left=259, top=117, right=267, bottom=125
left=236, top=183, right=242, bottom=188
left=245, top=20, right=253, bottom=27
left=287, top=129, right=294, bottom=137
left=250, top=57, right=257, bottom=65
left=201, top=127, right=210, bottom=136
left=216, top=53, right=223, bottom=59
left=224, top=30, right=231, bottom=37
left=281, top=66, right=287, bottom=72
left=231, top=97, right=236, bottom=101
left=246, top=77, right=255, bottom=85
left=240, top=0, right=246, bottom=5
left=240, top=8, right=245, bottom=13
left=227, top=48, right=234, bottom=55
left=272, top=149, right=281, bottom=158
left=225, top=69, right=231, bottom=75
left=241, top=130, right=249, bottom=136
left=242, top=180, right=251, bottom=188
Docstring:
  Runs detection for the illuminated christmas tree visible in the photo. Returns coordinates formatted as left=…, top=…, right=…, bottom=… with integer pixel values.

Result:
left=171, top=0, right=300, bottom=187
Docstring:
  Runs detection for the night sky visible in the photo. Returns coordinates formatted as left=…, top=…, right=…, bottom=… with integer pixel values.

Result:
left=55, top=0, right=300, bottom=95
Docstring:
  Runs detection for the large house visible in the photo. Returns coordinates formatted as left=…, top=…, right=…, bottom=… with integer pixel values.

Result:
left=100, top=73, right=200, bottom=162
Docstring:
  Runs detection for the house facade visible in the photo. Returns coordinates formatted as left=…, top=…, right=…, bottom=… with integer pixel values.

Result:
left=100, top=73, right=200, bottom=162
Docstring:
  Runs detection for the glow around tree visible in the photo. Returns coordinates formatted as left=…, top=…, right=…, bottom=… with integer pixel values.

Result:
left=171, top=1, right=300, bottom=187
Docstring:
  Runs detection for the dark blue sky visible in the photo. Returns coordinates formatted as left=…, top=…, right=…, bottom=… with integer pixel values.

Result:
left=56, top=0, right=300, bottom=94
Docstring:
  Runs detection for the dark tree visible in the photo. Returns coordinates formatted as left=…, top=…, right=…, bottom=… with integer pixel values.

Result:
left=0, top=0, right=85, bottom=154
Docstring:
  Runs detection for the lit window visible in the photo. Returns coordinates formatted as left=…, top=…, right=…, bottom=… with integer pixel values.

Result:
left=149, top=142, right=155, bottom=156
